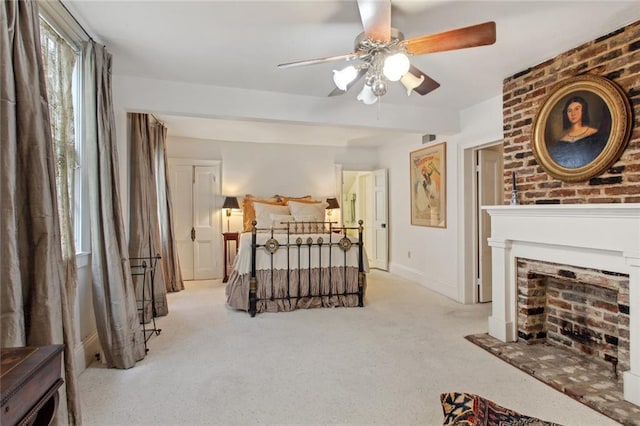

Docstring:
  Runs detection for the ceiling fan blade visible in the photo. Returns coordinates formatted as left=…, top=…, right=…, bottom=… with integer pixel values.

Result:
left=278, top=53, right=360, bottom=69
left=407, top=65, right=440, bottom=96
left=405, top=21, right=496, bottom=56
left=356, top=0, right=391, bottom=43
left=328, top=68, right=367, bottom=97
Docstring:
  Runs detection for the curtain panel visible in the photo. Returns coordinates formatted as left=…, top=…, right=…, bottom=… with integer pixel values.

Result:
left=83, top=40, right=146, bottom=369
left=154, top=121, right=184, bottom=292
left=128, top=113, right=169, bottom=317
left=1, top=1, right=80, bottom=423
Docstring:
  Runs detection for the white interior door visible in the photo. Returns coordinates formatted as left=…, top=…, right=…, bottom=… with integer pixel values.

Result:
left=370, top=168, right=388, bottom=270
left=477, top=147, right=503, bottom=302
left=193, top=166, right=219, bottom=280
left=170, top=163, right=195, bottom=280
left=169, top=159, right=221, bottom=281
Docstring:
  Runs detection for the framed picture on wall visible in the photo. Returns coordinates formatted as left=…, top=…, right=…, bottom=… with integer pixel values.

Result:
left=532, top=75, right=632, bottom=182
left=410, top=142, right=446, bottom=228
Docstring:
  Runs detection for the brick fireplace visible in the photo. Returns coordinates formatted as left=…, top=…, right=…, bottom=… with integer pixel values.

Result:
left=484, top=204, right=640, bottom=405
left=516, top=258, right=630, bottom=375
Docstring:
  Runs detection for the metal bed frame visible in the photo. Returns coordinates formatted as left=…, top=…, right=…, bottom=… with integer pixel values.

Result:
left=248, top=220, right=365, bottom=317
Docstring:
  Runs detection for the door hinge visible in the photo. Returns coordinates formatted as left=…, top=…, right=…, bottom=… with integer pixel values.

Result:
left=191, top=227, right=196, bottom=241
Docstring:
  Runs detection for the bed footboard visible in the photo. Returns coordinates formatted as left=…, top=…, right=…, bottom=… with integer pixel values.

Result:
left=248, top=220, right=365, bottom=317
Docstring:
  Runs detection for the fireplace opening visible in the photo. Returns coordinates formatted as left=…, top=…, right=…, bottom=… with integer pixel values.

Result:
left=517, top=259, right=630, bottom=377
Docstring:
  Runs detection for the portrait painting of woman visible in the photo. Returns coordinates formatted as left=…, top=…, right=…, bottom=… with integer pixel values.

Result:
left=532, top=75, right=631, bottom=182
left=545, top=94, right=611, bottom=169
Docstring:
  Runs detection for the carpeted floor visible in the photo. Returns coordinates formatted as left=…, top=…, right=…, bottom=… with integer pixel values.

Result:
left=78, top=270, right=620, bottom=425
left=465, top=333, right=640, bottom=426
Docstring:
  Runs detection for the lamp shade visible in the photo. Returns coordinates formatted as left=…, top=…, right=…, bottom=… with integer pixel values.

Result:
left=383, top=53, right=411, bottom=82
left=357, top=84, right=378, bottom=105
left=326, top=197, right=340, bottom=209
left=400, top=72, right=425, bottom=96
left=222, top=196, right=239, bottom=209
left=333, top=66, right=358, bottom=91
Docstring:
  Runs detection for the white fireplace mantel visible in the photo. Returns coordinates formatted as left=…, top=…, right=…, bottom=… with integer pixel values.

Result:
left=483, top=203, right=640, bottom=405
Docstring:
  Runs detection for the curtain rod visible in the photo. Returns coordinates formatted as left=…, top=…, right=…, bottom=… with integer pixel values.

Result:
left=59, top=0, right=94, bottom=43
left=150, top=113, right=166, bottom=127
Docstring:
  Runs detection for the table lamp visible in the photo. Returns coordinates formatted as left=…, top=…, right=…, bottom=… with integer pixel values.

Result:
left=222, top=196, right=239, bottom=232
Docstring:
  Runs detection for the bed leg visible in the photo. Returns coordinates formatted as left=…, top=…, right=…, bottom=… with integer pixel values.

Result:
left=357, top=219, right=365, bottom=308
left=249, top=276, right=257, bottom=317
left=358, top=272, right=365, bottom=307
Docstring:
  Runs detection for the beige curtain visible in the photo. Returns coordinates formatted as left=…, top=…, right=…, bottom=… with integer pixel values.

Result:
left=129, top=113, right=169, bottom=317
left=84, top=40, right=146, bottom=368
left=1, top=1, right=81, bottom=423
left=154, top=122, right=184, bottom=292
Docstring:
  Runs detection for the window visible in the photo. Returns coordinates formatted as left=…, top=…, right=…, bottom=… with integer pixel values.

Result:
left=38, top=2, right=89, bottom=258
left=40, top=18, right=79, bottom=256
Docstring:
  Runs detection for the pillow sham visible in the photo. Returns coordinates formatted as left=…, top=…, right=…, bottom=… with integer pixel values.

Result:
left=288, top=200, right=327, bottom=222
left=253, top=202, right=290, bottom=229
left=242, top=195, right=283, bottom=232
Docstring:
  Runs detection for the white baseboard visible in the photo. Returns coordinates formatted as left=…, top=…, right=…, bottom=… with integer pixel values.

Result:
left=389, top=262, right=460, bottom=302
left=74, top=332, right=101, bottom=375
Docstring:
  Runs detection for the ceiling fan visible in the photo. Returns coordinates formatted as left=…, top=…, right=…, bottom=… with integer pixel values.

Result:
left=278, top=0, right=496, bottom=105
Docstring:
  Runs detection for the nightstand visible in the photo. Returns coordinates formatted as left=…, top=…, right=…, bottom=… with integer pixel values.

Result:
left=223, top=232, right=239, bottom=283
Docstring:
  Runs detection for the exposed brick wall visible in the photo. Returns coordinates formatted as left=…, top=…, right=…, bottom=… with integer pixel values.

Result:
left=503, top=20, right=640, bottom=204
left=517, top=259, right=630, bottom=373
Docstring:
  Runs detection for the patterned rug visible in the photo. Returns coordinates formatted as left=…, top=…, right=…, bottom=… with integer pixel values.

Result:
left=465, top=333, right=640, bottom=426
left=440, top=391, right=561, bottom=426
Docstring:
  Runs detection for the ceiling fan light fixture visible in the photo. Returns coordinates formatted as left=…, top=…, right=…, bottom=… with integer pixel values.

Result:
left=333, top=66, right=358, bottom=91
left=400, top=72, right=425, bottom=96
left=371, top=78, right=387, bottom=97
left=357, top=84, right=378, bottom=105
left=382, top=52, right=410, bottom=82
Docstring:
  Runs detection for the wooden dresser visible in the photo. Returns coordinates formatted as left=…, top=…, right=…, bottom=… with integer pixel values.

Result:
left=1, top=345, right=64, bottom=426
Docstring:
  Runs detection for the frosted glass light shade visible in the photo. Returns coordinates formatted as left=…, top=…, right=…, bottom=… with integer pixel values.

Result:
left=382, top=53, right=410, bottom=82
left=357, top=85, right=378, bottom=105
left=400, top=72, right=425, bottom=96
left=333, top=66, right=358, bottom=91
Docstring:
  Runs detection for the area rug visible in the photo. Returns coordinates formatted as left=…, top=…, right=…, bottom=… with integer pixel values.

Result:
left=465, top=333, right=640, bottom=426
left=440, top=391, right=561, bottom=426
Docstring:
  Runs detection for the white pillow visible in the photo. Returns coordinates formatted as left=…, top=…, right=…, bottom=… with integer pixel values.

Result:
left=288, top=200, right=327, bottom=222
left=253, top=203, right=290, bottom=229
left=270, top=213, right=295, bottom=228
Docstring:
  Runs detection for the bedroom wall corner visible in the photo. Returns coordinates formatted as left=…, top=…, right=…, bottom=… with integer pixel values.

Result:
left=379, top=95, right=503, bottom=303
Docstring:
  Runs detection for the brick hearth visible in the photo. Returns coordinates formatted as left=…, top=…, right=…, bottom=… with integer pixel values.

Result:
left=466, top=333, right=640, bottom=426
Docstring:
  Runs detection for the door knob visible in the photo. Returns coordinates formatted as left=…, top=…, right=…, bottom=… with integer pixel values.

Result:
left=191, top=228, right=196, bottom=241
left=381, top=223, right=386, bottom=228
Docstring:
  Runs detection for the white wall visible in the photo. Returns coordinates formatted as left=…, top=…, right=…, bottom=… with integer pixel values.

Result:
left=167, top=135, right=379, bottom=233
left=378, top=95, right=503, bottom=302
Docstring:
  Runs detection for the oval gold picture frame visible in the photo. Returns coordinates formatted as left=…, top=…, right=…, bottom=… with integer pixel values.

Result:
left=532, top=75, right=632, bottom=182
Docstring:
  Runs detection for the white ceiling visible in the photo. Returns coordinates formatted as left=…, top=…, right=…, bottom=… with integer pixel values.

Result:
left=64, top=0, right=640, bottom=146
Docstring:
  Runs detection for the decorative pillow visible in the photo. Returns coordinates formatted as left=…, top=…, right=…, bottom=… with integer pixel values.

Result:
left=277, top=195, right=320, bottom=204
left=288, top=200, right=327, bottom=222
left=440, top=392, right=561, bottom=426
left=242, top=195, right=283, bottom=232
left=253, top=202, right=290, bottom=229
